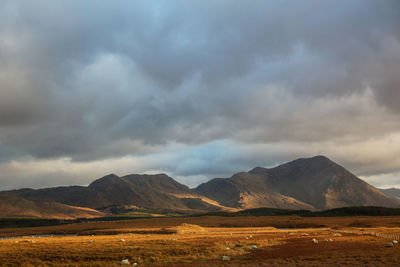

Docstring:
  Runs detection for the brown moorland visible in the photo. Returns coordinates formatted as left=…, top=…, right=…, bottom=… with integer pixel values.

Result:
left=1, top=216, right=400, bottom=266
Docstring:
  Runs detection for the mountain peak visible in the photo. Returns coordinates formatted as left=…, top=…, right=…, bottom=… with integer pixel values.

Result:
left=122, top=173, right=168, bottom=184
left=121, top=173, right=175, bottom=182
left=122, top=173, right=190, bottom=192
left=307, top=155, right=331, bottom=162
left=311, top=155, right=329, bottom=160
left=103, top=173, right=119, bottom=178
left=248, top=166, right=268, bottom=175
left=249, top=155, right=332, bottom=175
left=280, top=155, right=336, bottom=171
left=88, top=174, right=122, bottom=188
left=293, top=155, right=332, bottom=164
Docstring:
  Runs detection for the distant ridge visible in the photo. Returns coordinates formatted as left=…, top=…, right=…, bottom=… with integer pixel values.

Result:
left=1, top=155, right=398, bottom=218
left=379, top=188, right=400, bottom=203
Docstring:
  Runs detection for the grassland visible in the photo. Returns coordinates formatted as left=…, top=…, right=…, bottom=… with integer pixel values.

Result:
left=1, top=216, right=400, bottom=266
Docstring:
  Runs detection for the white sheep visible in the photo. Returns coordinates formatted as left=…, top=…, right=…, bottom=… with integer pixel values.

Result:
left=222, top=256, right=230, bottom=261
left=120, top=259, right=130, bottom=265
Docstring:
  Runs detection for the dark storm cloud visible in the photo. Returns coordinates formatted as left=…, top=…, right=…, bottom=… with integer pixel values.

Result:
left=1, top=0, right=400, bottom=188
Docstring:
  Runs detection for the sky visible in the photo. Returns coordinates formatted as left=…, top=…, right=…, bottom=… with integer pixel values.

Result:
left=0, top=0, right=400, bottom=190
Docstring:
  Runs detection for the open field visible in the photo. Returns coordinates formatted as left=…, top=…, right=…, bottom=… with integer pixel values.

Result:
left=1, top=216, right=400, bottom=266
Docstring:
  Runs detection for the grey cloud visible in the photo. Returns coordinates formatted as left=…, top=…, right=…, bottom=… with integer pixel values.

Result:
left=0, top=0, right=400, bottom=188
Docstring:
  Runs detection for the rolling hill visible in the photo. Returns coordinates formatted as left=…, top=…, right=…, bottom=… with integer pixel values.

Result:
left=0, top=193, right=104, bottom=219
left=9, top=174, right=235, bottom=215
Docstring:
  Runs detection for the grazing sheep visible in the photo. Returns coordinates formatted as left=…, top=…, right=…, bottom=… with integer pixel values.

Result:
left=120, top=259, right=130, bottom=265
left=393, top=240, right=398, bottom=244
left=251, top=245, right=257, bottom=249
left=312, top=238, right=318, bottom=244
left=120, top=239, right=125, bottom=242
left=222, top=256, right=230, bottom=261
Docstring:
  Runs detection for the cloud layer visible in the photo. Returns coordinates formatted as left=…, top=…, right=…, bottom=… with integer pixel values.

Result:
left=1, top=0, right=400, bottom=189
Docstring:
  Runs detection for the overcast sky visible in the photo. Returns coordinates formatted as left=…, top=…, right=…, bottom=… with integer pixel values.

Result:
left=1, top=0, right=400, bottom=190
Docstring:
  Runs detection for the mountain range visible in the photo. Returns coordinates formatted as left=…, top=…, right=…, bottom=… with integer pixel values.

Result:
left=0, top=155, right=398, bottom=218
left=379, top=187, right=400, bottom=202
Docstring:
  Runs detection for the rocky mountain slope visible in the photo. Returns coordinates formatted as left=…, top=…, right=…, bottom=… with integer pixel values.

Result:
left=194, top=172, right=314, bottom=210
left=195, top=156, right=399, bottom=210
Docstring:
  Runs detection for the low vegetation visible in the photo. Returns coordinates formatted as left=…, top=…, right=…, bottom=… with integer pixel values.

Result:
left=1, top=216, right=400, bottom=266
left=3, top=206, right=400, bottom=230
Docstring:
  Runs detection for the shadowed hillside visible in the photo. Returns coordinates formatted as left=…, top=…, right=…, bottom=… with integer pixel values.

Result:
left=8, top=174, right=235, bottom=215
left=195, top=156, right=399, bottom=210
left=0, top=193, right=104, bottom=219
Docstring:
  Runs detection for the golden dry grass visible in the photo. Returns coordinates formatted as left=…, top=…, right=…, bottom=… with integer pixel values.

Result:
left=1, top=216, right=400, bottom=266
